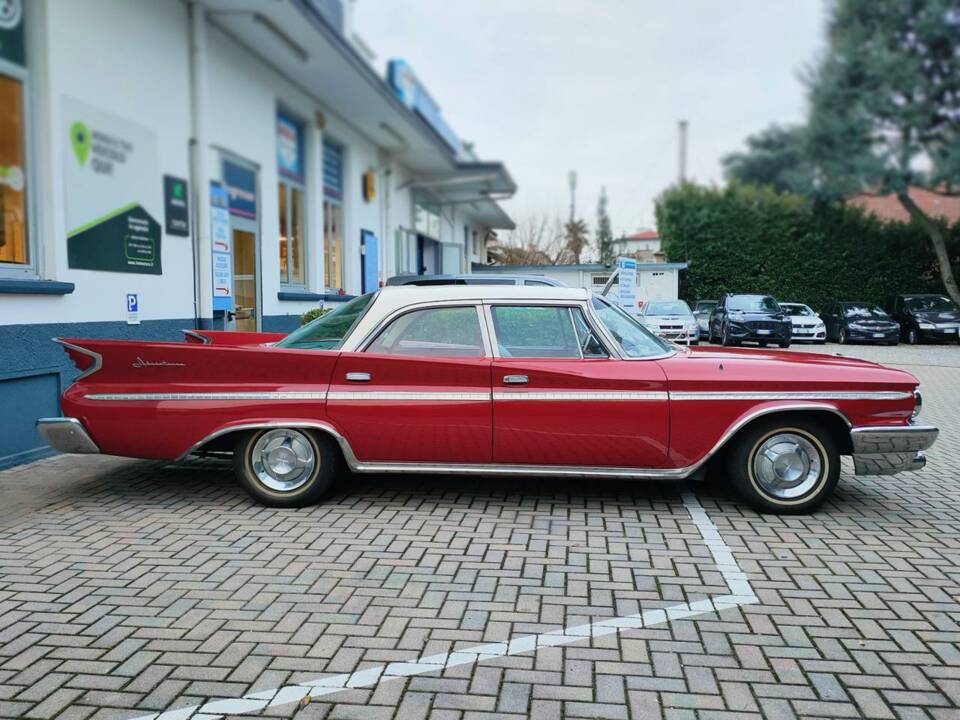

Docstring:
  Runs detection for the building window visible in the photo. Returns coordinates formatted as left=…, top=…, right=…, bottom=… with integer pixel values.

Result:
left=323, top=141, right=344, bottom=291
left=0, top=71, right=29, bottom=272
left=277, top=112, right=306, bottom=287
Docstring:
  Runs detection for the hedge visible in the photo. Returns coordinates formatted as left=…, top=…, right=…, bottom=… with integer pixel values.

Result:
left=655, top=183, right=960, bottom=311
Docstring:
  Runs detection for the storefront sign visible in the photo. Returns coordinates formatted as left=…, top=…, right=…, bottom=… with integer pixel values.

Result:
left=63, top=97, right=161, bottom=274
left=223, top=160, right=256, bottom=218
left=0, top=0, right=24, bottom=66
left=210, top=182, right=233, bottom=312
left=163, top=175, right=189, bottom=236
left=616, top=256, right=639, bottom=316
left=387, top=59, right=462, bottom=154
left=276, top=113, right=304, bottom=183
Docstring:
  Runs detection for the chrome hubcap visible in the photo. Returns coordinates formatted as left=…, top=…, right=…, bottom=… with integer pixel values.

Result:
left=251, top=429, right=316, bottom=492
left=752, top=432, right=822, bottom=499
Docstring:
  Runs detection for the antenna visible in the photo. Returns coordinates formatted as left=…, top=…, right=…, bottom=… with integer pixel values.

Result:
left=568, top=170, right=577, bottom=221
left=678, top=120, right=688, bottom=184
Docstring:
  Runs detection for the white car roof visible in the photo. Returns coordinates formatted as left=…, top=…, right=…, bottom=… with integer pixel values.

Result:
left=342, top=285, right=591, bottom=352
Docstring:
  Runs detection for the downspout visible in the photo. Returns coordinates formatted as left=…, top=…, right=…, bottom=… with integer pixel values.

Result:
left=188, top=2, right=213, bottom=328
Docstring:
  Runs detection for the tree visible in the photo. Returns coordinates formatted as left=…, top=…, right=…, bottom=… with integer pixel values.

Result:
left=596, top=187, right=615, bottom=264
left=805, top=0, right=960, bottom=303
left=490, top=213, right=571, bottom=265
left=563, top=218, right=590, bottom=264
left=721, top=125, right=816, bottom=196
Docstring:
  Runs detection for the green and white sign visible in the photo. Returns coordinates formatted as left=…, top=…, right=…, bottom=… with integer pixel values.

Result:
left=63, top=97, right=162, bottom=274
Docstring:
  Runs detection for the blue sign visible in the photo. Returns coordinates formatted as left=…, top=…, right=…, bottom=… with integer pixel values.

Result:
left=361, top=230, right=379, bottom=293
left=222, top=160, right=257, bottom=218
left=387, top=60, right=463, bottom=155
left=277, top=112, right=304, bottom=183
left=126, top=294, right=138, bottom=312
left=210, top=182, right=234, bottom=313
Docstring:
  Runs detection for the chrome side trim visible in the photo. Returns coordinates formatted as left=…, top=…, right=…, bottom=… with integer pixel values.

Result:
left=85, top=391, right=328, bottom=401
left=178, top=421, right=358, bottom=463
left=182, top=330, right=212, bottom=344
left=53, top=338, right=103, bottom=380
left=36, top=417, right=100, bottom=454
left=670, top=391, right=912, bottom=401
left=850, top=424, right=938, bottom=454
left=327, top=391, right=490, bottom=402
left=350, top=460, right=693, bottom=479
left=493, top=391, right=668, bottom=401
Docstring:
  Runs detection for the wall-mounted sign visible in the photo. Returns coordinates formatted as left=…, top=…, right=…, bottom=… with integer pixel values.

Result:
left=210, top=182, right=233, bottom=312
left=387, top=59, right=462, bottom=155
left=276, top=113, right=304, bottom=183
left=223, top=159, right=256, bottom=218
left=0, top=0, right=24, bottom=66
left=362, top=170, right=375, bottom=202
left=63, top=97, right=161, bottom=274
left=616, top=256, right=639, bottom=316
left=126, top=293, right=139, bottom=325
left=163, top=175, right=189, bottom=236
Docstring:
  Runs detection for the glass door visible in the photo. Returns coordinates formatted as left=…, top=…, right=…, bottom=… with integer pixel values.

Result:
left=229, top=228, right=257, bottom=332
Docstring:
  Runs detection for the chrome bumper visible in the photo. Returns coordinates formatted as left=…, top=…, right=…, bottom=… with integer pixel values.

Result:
left=850, top=424, right=938, bottom=476
left=36, top=417, right=100, bottom=454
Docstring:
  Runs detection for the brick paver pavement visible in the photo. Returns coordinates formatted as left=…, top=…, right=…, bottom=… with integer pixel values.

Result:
left=1, top=344, right=958, bottom=720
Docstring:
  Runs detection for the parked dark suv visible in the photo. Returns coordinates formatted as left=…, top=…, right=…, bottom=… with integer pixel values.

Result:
left=708, top=293, right=791, bottom=348
left=884, top=294, right=960, bottom=344
left=819, top=302, right=899, bottom=345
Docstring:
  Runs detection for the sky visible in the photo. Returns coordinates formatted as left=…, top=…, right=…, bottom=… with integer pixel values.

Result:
left=356, top=0, right=827, bottom=238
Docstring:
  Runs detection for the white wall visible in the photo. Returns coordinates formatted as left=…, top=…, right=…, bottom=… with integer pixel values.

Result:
left=9, top=0, right=193, bottom=326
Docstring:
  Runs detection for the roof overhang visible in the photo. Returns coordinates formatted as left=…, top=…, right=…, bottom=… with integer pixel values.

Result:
left=405, top=161, right=516, bottom=229
left=203, top=0, right=458, bottom=174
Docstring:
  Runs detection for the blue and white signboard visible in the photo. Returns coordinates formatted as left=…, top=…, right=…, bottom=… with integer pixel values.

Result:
left=125, top=293, right=139, bottom=325
left=222, top=160, right=256, bottom=219
left=276, top=113, right=304, bottom=183
left=210, top=182, right=234, bottom=312
left=387, top=59, right=463, bottom=155
left=616, top=256, right=639, bottom=316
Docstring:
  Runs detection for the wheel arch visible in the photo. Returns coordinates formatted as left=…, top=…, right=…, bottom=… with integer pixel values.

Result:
left=700, top=404, right=853, bottom=473
left=179, top=421, right=358, bottom=467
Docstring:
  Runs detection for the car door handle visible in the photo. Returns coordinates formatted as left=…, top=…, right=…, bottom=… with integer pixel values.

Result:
left=345, top=372, right=371, bottom=382
left=502, top=374, right=528, bottom=385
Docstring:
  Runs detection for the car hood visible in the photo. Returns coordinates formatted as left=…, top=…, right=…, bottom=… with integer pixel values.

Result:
left=658, top=345, right=918, bottom=389
left=912, top=309, right=960, bottom=323
left=727, top=311, right=788, bottom=322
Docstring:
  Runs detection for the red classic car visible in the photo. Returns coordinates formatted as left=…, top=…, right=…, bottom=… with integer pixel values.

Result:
left=38, top=286, right=938, bottom=514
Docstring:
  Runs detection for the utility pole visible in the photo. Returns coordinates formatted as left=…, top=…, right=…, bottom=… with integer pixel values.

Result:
left=568, top=170, right=577, bottom=221
left=677, top=120, right=688, bottom=184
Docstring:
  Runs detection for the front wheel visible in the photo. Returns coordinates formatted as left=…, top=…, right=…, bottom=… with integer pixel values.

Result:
left=838, top=328, right=848, bottom=344
left=725, top=417, right=840, bottom=514
left=721, top=325, right=738, bottom=346
left=233, top=427, right=339, bottom=507
left=778, top=340, right=791, bottom=349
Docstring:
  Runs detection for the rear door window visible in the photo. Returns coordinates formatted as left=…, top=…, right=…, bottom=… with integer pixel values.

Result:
left=490, top=306, right=581, bottom=358
left=366, top=306, right=485, bottom=357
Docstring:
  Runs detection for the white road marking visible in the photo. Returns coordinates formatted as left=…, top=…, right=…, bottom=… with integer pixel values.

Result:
left=128, top=492, right=756, bottom=720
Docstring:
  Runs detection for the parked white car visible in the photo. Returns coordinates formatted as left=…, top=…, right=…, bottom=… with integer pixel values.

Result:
left=780, top=302, right=827, bottom=343
left=639, top=299, right=699, bottom=345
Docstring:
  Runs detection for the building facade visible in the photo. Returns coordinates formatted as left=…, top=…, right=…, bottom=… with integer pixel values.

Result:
left=0, top=0, right=515, bottom=468
left=609, top=230, right=664, bottom=262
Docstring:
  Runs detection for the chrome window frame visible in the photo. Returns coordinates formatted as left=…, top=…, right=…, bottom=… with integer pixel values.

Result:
left=356, top=300, right=493, bottom=358
left=586, top=294, right=677, bottom=361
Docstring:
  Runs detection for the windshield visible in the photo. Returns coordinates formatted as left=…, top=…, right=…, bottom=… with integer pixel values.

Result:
left=907, top=296, right=958, bottom=313
left=591, top=295, right=671, bottom=357
left=276, top=293, right=375, bottom=350
left=645, top=300, right=692, bottom=316
left=694, top=301, right=716, bottom=312
left=781, top=303, right=814, bottom=316
left=843, top=304, right=890, bottom=319
left=727, top=295, right=780, bottom=312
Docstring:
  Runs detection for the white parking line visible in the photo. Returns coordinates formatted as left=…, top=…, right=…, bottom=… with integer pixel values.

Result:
left=128, top=492, right=757, bottom=720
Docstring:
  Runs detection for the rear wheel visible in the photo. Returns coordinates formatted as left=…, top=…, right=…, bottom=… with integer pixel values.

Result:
left=725, top=417, right=839, bottom=514
left=233, top=428, right=339, bottom=507
left=838, top=328, right=848, bottom=344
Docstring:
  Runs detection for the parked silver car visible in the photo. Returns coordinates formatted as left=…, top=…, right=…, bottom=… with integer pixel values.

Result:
left=693, top=300, right=717, bottom=339
left=639, top=299, right=699, bottom=345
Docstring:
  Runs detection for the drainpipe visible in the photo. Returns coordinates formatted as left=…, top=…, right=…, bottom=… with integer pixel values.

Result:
left=188, top=1, right=213, bottom=327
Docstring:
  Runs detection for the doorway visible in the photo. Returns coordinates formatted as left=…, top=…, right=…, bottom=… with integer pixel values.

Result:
left=221, top=156, right=261, bottom=331
left=231, top=224, right=257, bottom=332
